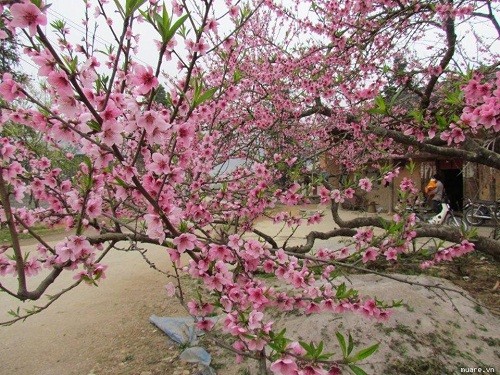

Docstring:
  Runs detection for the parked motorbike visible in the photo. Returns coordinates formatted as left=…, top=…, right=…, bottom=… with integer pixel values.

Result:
left=406, top=202, right=469, bottom=231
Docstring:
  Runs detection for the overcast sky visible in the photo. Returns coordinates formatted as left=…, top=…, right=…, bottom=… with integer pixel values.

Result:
left=19, top=1, right=500, bottom=79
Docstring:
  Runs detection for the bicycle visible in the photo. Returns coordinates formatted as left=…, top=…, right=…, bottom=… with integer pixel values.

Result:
left=463, top=198, right=500, bottom=226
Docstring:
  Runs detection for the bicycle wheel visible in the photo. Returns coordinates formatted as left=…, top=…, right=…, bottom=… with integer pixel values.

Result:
left=494, top=202, right=500, bottom=222
left=464, top=206, right=485, bottom=226
left=446, top=215, right=469, bottom=231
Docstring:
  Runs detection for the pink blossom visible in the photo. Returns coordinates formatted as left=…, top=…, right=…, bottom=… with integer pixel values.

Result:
left=382, top=168, right=399, bottom=186
left=92, top=264, right=108, bottom=281
left=0, top=255, right=15, bottom=276
left=47, top=71, right=74, bottom=97
left=0, top=142, right=15, bottom=160
left=270, top=357, right=299, bottom=375
left=362, top=247, right=378, bottom=263
left=460, top=112, right=478, bottom=129
left=138, top=111, right=168, bottom=135
left=229, top=6, right=239, bottom=19
left=144, top=214, right=165, bottom=243
left=384, top=247, right=398, bottom=261
left=196, top=318, right=215, bottom=331
left=247, top=310, right=264, bottom=330
left=86, top=197, right=102, bottom=219
left=173, top=233, right=197, bottom=253
left=440, top=123, right=465, bottom=145
left=194, top=38, right=209, bottom=55
left=286, top=341, right=306, bottom=356
left=100, top=100, right=121, bottom=122
left=55, top=243, right=80, bottom=264
left=101, top=121, right=123, bottom=146
left=0, top=73, right=24, bottom=102
left=165, top=282, right=176, bottom=297
left=399, top=177, right=417, bottom=194
left=420, top=260, right=434, bottom=270
left=358, top=178, right=372, bottom=192
left=172, top=0, right=183, bottom=16
left=307, top=212, right=322, bottom=225
left=343, top=187, right=355, bottom=199
left=175, top=122, right=195, bottom=147
left=205, top=18, right=218, bottom=33
left=247, top=287, right=269, bottom=307
left=300, top=365, right=328, bottom=375
left=131, top=65, right=158, bottom=95
left=150, top=152, right=170, bottom=175
left=354, top=228, right=373, bottom=244
left=330, top=189, right=344, bottom=203
left=246, top=337, right=267, bottom=351
left=9, top=1, right=47, bottom=36
left=326, top=365, right=342, bottom=375
left=318, top=186, right=331, bottom=203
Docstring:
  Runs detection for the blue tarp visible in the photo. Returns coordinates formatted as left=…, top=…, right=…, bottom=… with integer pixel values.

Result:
left=149, top=315, right=218, bottom=373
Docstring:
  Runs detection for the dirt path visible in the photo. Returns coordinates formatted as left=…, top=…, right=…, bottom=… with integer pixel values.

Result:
left=0, top=244, right=184, bottom=375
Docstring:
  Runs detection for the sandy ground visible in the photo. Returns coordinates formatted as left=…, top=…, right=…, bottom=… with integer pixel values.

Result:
left=0, top=205, right=498, bottom=374
left=0, top=243, right=177, bottom=375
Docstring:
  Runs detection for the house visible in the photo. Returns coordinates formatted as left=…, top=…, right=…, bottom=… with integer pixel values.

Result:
left=320, top=153, right=499, bottom=213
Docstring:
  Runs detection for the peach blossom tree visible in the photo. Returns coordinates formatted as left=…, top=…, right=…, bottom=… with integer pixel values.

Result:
left=0, top=0, right=498, bottom=374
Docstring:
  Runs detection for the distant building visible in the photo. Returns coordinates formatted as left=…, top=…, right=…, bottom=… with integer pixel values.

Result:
left=321, top=153, right=499, bottom=213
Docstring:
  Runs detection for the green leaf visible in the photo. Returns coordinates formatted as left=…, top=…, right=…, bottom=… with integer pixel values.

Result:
left=124, top=0, right=148, bottom=17
left=349, top=364, right=368, bottom=375
left=31, top=0, right=43, bottom=8
left=347, top=332, right=354, bottom=355
left=83, top=156, right=93, bottom=170
left=436, top=113, right=448, bottom=130
left=268, top=341, right=283, bottom=352
left=336, top=283, right=346, bottom=298
left=268, top=328, right=289, bottom=354
left=139, top=9, right=154, bottom=23
left=87, top=120, right=101, bottom=132
left=368, top=95, right=387, bottom=115
left=161, top=3, right=171, bottom=31
left=388, top=89, right=403, bottom=107
left=178, top=24, right=189, bottom=38
left=405, top=160, right=416, bottom=174
left=194, top=87, right=217, bottom=107
left=50, top=19, right=66, bottom=31
left=348, top=343, right=379, bottom=362
left=81, top=274, right=98, bottom=286
left=7, top=307, right=20, bottom=317
left=375, top=95, right=386, bottom=112
left=409, top=109, right=423, bottom=123
left=154, top=13, right=170, bottom=39
left=63, top=55, right=78, bottom=74
left=270, top=328, right=287, bottom=340
left=444, top=88, right=463, bottom=105
left=179, top=221, right=189, bottom=233
left=164, top=14, right=188, bottom=43
left=336, top=332, right=347, bottom=358
left=114, top=177, right=128, bottom=188
left=299, top=341, right=314, bottom=356
left=316, top=340, right=324, bottom=356
left=233, top=69, right=243, bottom=83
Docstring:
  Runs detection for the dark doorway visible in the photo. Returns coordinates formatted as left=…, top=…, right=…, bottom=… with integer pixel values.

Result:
left=440, top=169, right=463, bottom=211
